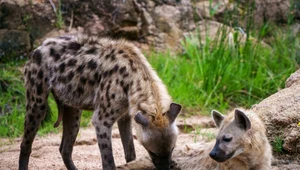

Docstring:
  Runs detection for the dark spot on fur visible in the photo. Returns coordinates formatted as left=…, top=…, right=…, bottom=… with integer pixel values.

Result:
left=103, top=71, right=108, bottom=78
left=60, top=46, right=66, bottom=53
left=123, top=73, right=129, bottom=78
left=68, top=42, right=81, bottom=51
left=59, top=63, right=66, bottom=73
left=80, top=77, right=87, bottom=84
left=103, top=53, right=109, bottom=60
left=88, top=80, right=96, bottom=86
left=100, top=83, right=105, bottom=90
left=36, top=98, right=42, bottom=103
left=31, top=96, right=35, bottom=102
left=120, top=80, right=124, bottom=87
left=119, top=66, right=126, bottom=74
left=118, top=50, right=124, bottom=54
left=36, top=83, right=43, bottom=95
left=77, top=86, right=84, bottom=95
left=76, top=64, right=85, bottom=73
left=40, top=104, right=46, bottom=110
left=123, top=54, right=129, bottom=58
left=111, top=94, right=115, bottom=99
left=37, top=114, right=41, bottom=119
left=86, top=47, right=97, bottom=54
left=96, top=126, right=100, bottom=133
left=103, top=121, right=109, bottom=127
left=88, top=60, right=97, bottom=70
left=68, top=72, right=74, bottom=81
left=27, top=71, right=31, bottom=80
left=29, top=115, right=34, bottom=122
left=123, top=84, right=129, bottom=94
left=111, top=55, right=116, bottom=61
left=105, top=113, right=109, bottom=118
left=37, top=70, right=44, bottom=79
left=26, top=91, right=30, bottom=99
left=101, top=144, right=108, bottom=149
left=98, top=115, right=102, bottom=121
left=58, top=76, right=67, bottom=83
left=115, top=79, right=119, bottom=85
left=67, top=59, right=78, bottom=67
left=75, top=116, right=79, bottom=121
left=109, top=69, right=114, bottom=76
left=33, top=50, right=42, bottom=65
left=50, top=48, right=61, bottom=61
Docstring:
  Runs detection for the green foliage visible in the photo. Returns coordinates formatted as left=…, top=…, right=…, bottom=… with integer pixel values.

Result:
left=55, top=0, right=64, bottom=29
left=273, top=136, right=284, bottom=153
left=149, top=26, right=299, bottom=114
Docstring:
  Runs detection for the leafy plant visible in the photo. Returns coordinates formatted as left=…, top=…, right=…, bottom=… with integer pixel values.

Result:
left=273, top=136, right=284, bottom=153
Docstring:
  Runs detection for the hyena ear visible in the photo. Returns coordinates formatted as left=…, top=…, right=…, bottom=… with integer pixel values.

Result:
left=134, top=111, right=150, bottom=127
left=211, top=110, right=225, bottom=128
left=167, top=103, right=182, bottom=124
left=234, top=109, right=251, bottom=131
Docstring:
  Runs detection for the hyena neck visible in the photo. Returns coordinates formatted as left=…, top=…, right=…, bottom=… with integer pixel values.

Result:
left=128, top=54, right=172, bottom=124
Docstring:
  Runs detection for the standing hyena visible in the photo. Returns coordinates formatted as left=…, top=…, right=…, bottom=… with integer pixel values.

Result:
left=117, top=109, right=272, bottom=170
left=19, top=34, right=182, bottom=170
left=175, top=109, right=272, bottom=170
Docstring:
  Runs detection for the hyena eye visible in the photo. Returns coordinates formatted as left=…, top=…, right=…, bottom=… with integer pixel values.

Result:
left=222, top=136, right=232, bottom=142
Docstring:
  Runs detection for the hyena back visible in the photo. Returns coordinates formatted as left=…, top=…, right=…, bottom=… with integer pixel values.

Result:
left=175, top=109, right=272, bottom=170
left=19, top=35, right=181, bottom=170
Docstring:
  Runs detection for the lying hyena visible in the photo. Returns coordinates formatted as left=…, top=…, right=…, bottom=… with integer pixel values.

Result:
left=19, top=34, right=182, bottom=170
left=117, top=109, right=272, bottom=170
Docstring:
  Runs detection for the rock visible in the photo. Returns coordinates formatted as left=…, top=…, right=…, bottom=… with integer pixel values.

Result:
left=251, top=70, right=300, bottom=154
left=286, top=69, right=300, bottom=88
left=0, top=29, right=31, bottom=61
left=0, top=1, right=55, bottom=59
left=193, top=0, right=293, bottom=28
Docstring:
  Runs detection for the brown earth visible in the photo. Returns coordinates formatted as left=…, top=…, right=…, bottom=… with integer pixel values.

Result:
left=1, top=115, right=300, bottom=170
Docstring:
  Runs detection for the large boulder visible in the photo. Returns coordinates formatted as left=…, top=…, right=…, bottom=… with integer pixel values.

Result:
left=251, top=69, right=300, bottom=153
left=193, top=0, right=295, bottom=28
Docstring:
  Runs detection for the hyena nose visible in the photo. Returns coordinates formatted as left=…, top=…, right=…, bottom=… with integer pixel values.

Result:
left=209, top=150, right=217, bottom=159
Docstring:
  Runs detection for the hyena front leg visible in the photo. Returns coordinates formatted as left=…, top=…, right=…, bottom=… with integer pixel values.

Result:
left=92, top=109, right=116, bottom=170
left=58, top=104, right=82, bottom=170
left=118, top=112, right=136, bottom=163
left=19, top=91, right=49, bottom=169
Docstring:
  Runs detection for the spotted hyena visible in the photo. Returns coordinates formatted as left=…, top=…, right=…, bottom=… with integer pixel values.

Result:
left=19, top=35, right=182, bottom=170
left=117, top=109, right=272, bottom=170
left=176, top=109, right=272, bottom=170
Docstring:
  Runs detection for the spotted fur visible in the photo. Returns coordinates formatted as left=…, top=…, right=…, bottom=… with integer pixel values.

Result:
left=19, top=35, right=182, bottom=170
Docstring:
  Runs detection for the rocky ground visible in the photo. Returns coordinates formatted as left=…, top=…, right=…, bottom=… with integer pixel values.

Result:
left=0, top=115, right=299, bottom=170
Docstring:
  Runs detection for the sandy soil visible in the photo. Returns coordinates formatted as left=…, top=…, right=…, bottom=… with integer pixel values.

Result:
left=0, top=115, right=299, bottom=170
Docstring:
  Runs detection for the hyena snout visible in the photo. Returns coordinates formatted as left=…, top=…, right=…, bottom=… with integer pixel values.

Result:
left=148, top=151, right=172, bottom=170
left=209, top=141, right=234, bottom=162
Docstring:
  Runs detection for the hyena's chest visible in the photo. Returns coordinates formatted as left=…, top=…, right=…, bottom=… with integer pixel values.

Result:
left=46, top=55, right=129, bottom=110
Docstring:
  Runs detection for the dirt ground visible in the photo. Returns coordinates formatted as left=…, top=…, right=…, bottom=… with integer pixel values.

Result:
left=0, top=115, right=299, bottom=170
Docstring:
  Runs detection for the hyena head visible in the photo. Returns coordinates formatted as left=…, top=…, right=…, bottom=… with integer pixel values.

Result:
left=209, top=109, right=251, bottom=162
left=134, top=103, right=182, bottom=170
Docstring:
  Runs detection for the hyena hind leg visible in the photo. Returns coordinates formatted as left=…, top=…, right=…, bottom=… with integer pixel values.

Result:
left=58, top=104, right=82, bottom=170
left=19, top=91, right=49, bottom=170
left=118, top=112, right=136, bottom=163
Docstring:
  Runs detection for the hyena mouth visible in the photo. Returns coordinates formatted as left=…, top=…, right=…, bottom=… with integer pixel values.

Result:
left=209, top=150, right=235, bottom=162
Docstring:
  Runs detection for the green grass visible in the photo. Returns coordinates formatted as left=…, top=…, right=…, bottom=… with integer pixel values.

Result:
left=273, top=136, right=284, bottom=153
left=149, top=26, right=299, bottom=114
